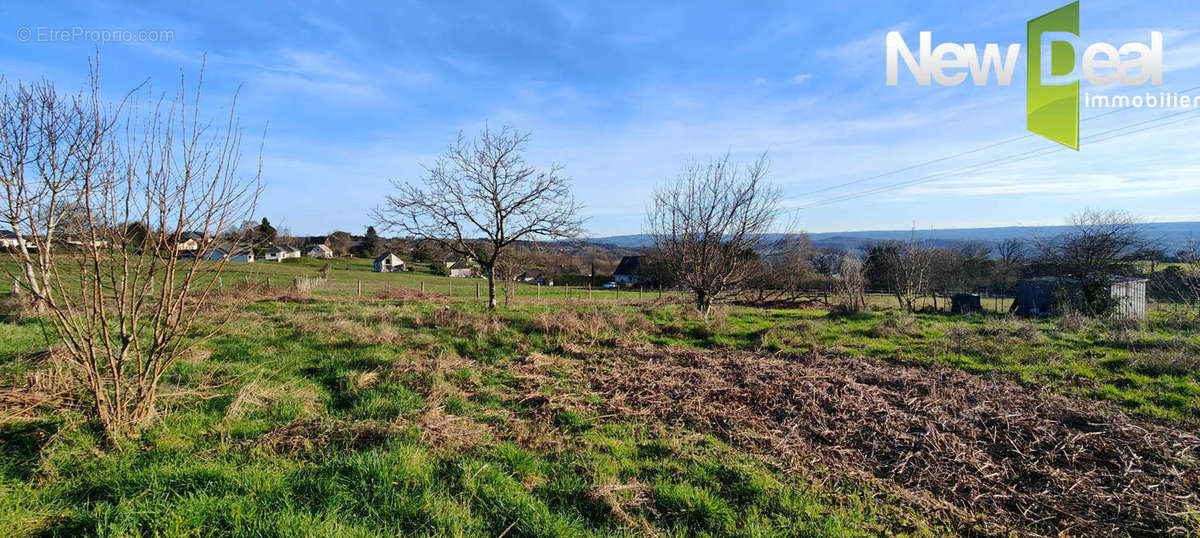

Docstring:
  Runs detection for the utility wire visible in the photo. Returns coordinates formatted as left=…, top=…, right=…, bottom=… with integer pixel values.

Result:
left=792, top=105, right=1200, bottom=209
left=788, top=83, right=1200, bottom=201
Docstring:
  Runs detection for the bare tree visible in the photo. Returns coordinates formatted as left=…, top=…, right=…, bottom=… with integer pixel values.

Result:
left=647, top=152, right=781, bottom=318
left=1036, top=209, right=1147, bottom=316
left=865, top=233, right=934, bottom=312
left=835, top=254, right=867, bottom=313
left=1, top=65, right=261, bottom=439
left=1037, top=209, right=1146, bottom=277
left=374, top=125, right=584, bottom=308
left=994, top=238, right=1025, bottom=291
left=750, top=234, right=821, bottom=304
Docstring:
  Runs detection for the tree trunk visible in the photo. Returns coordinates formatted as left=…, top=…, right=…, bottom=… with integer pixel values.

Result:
left=487, top=265, right=497, bottom=309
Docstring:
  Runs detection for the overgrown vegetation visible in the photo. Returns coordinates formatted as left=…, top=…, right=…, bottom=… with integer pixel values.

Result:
left=2, top=289, right=1198, bottom=535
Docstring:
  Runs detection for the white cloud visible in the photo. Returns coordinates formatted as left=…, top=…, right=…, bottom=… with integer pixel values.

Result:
left=792, top=73, right=814, bottom=84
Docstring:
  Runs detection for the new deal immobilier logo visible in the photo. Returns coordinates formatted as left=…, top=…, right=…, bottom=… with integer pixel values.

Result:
left=886, top=2, right=1163, bottom=150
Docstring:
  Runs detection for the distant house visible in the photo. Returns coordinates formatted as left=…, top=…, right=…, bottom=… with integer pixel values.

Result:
left=61, top=235, right=109, bottom=249
left=173, top=231, right=207, bottom=254
left=205, top=244, right=255, bottom=263
left=374, top=252, right=405, bottom=273
left=612, top=255, right=647, bottom=285
left=306, top=244, right=334, bottom=258
left=263, top=245, right=301, bottom=262
left=445, top=258, right=478, bottom=278
left=0, top=230, right=25, bottom=249
left=1015, top=275, right=1147, bottom=319
left=517, top=271, right=553, bottom=286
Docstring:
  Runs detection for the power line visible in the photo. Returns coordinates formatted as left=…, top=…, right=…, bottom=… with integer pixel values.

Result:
left=791, top=105, right=1200, bottom=210
left=787, top=83, right=1200, bottom=202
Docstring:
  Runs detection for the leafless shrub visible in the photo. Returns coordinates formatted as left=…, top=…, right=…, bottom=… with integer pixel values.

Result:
left=1035, top=209, right=1148, bottom=317
left=835, top=254, right=867, bottom=314
left=0, top=63, right=261, bottom=439
left=865, top=233, right=934, bottom=312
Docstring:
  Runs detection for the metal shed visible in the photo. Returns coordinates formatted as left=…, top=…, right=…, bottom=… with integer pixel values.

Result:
left=1015, top=276, right=1147, bottom=319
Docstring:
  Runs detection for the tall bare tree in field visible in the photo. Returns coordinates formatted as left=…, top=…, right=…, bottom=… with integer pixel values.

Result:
left=374, top=125, right=584, bottom=308
left=0, top=65, right=262, bottom=439
left=647, top=153, right=781, bottom=318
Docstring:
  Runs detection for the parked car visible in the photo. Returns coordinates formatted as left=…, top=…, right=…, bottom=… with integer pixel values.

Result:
left=602, top=282, right=617, bottom=289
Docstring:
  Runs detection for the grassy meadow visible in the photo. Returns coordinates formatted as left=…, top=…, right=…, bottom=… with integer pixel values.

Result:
left=1, top=256, right=1198, bottom=536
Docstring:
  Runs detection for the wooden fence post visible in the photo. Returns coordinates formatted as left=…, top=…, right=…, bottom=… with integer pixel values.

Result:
left=357, top=280, right=362, bottom=298
left=476, top=281, right=480, bottom=299
left=588, top=285, right=593, bottom=300
left=448, top=279, right=452, bottom=298
left=537, top=282, right=540, bottom=299
left=639, top=286, right=643, bottom=300
left=420, top=281, right=425, bottom=293
left=615, top=285, right=619, bottom=299
left=266, top=277, right=271, bottom=290
left=218, top=276, right=223, bottom=291
left=13, top=277, right=20, bottom=295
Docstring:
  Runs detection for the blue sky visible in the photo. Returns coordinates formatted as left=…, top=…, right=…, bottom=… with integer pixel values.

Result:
left=3, top=1, right=1199, bottom=237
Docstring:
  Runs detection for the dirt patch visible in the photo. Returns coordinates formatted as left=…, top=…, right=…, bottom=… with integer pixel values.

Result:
left=590, top=348, right=1200, bottom=537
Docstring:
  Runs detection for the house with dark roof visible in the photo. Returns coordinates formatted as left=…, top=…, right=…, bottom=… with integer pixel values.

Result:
left=445, top=258, right=478, bottom=278
left=263, top=245, right=301, bottom=261
left=612, top=255, right=647, bottom=284
left=205, top=244, right=255, bottom=263
left=517, top=270, right=553, bottom=286
left=306, top=244, right=334, bottom=258
left=374, top=252, right=405, bottom=273
left=0, top=230, right=24, bottom=249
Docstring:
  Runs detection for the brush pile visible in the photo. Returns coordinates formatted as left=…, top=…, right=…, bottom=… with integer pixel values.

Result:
left=591, top=348, right=1199, bottom=536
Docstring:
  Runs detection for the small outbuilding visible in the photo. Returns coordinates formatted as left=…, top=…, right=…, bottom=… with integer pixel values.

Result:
left=374, top=252, right=405, bottom=273
left=951, top=293, right=982, bottom=314
left=1015, top=275, right=1147, bottom=319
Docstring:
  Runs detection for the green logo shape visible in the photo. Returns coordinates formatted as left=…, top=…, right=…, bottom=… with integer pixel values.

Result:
left=1027, top=1, right=1079, bottom=150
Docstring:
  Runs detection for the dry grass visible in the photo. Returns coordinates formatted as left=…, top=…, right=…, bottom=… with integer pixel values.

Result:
left=253, top=417, right=397, bottom=453
left=412, top=306, right=506, bottom=336
left=1, top=349, right=80, bottom=420
left=226, top=378, right=323, bottom=421
left=1129, top=349, right=1200, bottom=377
left=868, top=312, right=923, bottom=338
left=588, top=346, right=1200, bottom=537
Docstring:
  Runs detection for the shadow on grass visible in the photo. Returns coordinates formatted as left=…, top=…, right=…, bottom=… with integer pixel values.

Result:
left=0, top=419, right=58, bottom=481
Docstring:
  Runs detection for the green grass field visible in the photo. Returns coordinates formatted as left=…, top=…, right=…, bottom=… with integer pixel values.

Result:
left=1, top=256, right=1198, bottom=536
